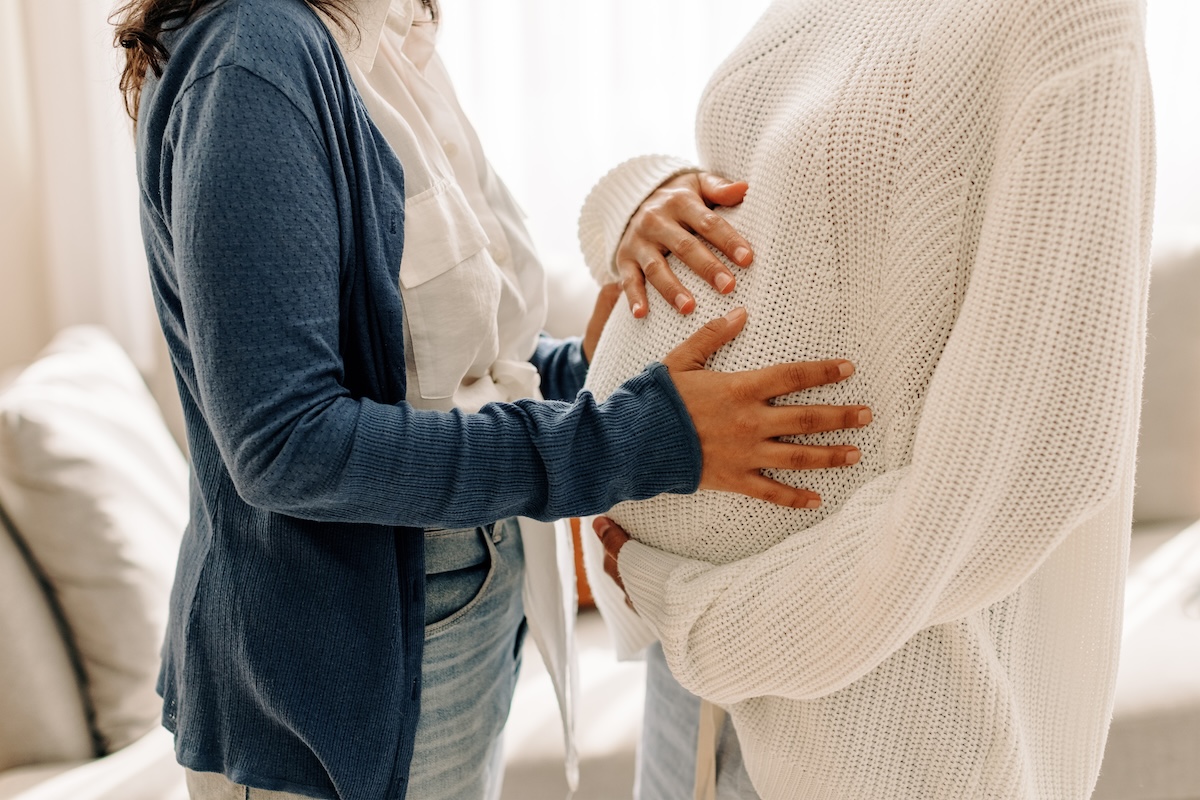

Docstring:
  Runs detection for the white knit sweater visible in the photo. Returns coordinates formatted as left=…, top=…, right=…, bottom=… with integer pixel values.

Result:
left=578, top=1, right=1154, bottom=797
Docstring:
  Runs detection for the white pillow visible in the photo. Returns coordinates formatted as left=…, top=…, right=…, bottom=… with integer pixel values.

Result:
left=0, top=326, right=188, bottom=754
left=0, top=509, right=95, bottom=771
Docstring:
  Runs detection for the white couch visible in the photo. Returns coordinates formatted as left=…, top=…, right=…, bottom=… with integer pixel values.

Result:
left=1, top=248, right=1198, bottom=800
left=0, top=327, right=189, bottom=800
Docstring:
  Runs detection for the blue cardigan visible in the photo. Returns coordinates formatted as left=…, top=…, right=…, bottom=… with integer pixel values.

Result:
left=135, top=1, right=702, bottom=797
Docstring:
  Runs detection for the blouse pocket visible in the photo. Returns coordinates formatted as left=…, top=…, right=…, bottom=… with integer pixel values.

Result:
left=400, top=180, right=502, bottom=400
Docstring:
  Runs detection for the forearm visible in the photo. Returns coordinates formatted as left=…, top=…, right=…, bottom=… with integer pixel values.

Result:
left=228, top=363, right=702, bottom=526
left=530, top=334, right=589, bottom=401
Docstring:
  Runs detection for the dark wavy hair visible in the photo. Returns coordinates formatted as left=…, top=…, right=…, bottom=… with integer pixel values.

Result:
left=113, top=0, right=439, bottom=124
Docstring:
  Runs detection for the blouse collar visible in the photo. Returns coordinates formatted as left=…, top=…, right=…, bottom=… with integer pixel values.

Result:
left=331, top=0, right=414, bottom=72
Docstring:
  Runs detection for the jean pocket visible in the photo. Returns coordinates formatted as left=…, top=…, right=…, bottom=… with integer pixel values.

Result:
left=424, top=530, right=497, bottom=630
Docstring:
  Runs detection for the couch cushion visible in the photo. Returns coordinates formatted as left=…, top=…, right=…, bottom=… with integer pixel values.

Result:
left=0, top=327, right=188, bottom=754
left=0, top=505, right=94, bottom=771
left=1094, top=518, right=1200, bottom=799
left=0, top=727, right=184, bottom=800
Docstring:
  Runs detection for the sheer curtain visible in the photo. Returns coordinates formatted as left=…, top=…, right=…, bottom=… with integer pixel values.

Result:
left=437, top=1, right=771, bottom=293
left=0, top=0, right=152, bottom=375
left=438, top=0, right=1200, bottom=280
left=0, top=0, right=1196, bottom=372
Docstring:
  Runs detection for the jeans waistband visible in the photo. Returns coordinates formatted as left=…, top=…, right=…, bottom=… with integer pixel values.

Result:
left=424, top=523, right=496, bottom=575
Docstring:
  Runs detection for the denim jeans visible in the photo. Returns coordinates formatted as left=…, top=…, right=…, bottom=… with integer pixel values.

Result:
left=186, top=770, right=326, bottom=799
left=408, top=519, right=526, bottom=800
left=636, top=642, right=760, bottom=800
left=186, top=519, right=526, bottom=800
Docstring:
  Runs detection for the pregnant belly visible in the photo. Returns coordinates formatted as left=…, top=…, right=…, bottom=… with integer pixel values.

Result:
left=584, top=259, right=857, bottom=566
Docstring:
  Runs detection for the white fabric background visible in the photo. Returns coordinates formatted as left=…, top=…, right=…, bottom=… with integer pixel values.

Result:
left=0, top=0, right=151, bottom=375
left=0, top=0, right=1196, bottom=364
left=437, top=0, right=1200, bottom=277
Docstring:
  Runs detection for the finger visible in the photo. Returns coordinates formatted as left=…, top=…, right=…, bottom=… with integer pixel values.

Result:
left=603, top=548, right=623, bottom=590
left=666, top=226, right=739, bottom=294
left=594, top=516, right=629, bottom=593
left=641, top=251, right=695, bottom=314
left=616, top=258, right=650, bottom=318
left=663, top=307, right=748, bottom=371
left=697, top=173, right=749, bottom=209
left=734, top=474, right=822, bottom=509
left=757, top=442, right=862, bottom=471
left=593, top=516, right=630, bottom=553
left=583, top=283, right=623, bottom=362
left=683, top=205, right=754, bottom=271
left=746, top=359, right=856, bottom=399
left=762, top=405, right=873, bottom=437
left=696, top=178, right=748, bottom=268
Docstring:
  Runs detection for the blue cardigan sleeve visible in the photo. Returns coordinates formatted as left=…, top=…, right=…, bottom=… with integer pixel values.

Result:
left=530, top=334, right=590, bottom=402
left=162, top=65, right=700, bottom=528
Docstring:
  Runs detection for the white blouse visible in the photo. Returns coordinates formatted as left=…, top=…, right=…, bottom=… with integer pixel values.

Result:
left=324, top=0, right=580, bottom=789
left=332, top=0, right=548, bottom=412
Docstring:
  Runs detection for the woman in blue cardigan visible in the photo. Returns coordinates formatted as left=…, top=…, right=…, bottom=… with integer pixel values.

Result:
left=112, top=0, right=868, bottom=797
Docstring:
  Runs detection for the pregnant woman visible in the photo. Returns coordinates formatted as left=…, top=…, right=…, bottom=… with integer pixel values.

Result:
left=581, top=0, right=1154, bottom=798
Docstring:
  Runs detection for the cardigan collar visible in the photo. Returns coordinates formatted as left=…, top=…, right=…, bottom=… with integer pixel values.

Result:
left=332, top=0, right=413, bottom=72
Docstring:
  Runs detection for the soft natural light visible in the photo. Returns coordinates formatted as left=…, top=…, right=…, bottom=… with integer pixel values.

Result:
left=439, top=0, right=1200, bottom=272
left=438, top=0, right=774, bottom=275
left=1145, top=0, right=1200, bottom=253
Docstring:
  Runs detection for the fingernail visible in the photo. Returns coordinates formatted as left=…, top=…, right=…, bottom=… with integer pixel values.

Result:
left=714, top=273, right=734, bottom=293
left=632, top=302, right=643, bottom=317
left=838, top=361, right=855, bottom=378
left=724, top=307, right=747, bottom=323
left=733, top=247, right=751, bottom=265
left=805, top=498, right=821, bottom=509
left=857, top=409, right=873, bottom=426
left=593, top=518, right=610, bottom=536
left=674, top=293, right=691, bottom=311
left=844, top=449, right=861, bottom=466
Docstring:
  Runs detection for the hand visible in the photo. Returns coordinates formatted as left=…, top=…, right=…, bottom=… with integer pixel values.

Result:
left=582, top=282, right=622, bottom=364
left=665, top=308, right=871, bottom=508
left=617, top=172, right=753, bottom=318
left=593, top=516, right=634, bottom=609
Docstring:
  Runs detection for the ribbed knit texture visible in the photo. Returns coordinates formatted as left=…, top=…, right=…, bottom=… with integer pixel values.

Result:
left=580, top=1, right=1154, bottom=797
left=135, top=1, right=701, bottom=798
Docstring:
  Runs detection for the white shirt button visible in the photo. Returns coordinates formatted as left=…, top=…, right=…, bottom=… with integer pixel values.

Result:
left=489, top=244, right=509, bottom=264
left=442, top=140, right=459, bottom=159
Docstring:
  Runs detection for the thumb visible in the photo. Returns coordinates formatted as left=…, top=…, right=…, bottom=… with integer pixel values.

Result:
left=665, top=307, right=747, bottom=372
left=698, top=173, right=749, bottom=207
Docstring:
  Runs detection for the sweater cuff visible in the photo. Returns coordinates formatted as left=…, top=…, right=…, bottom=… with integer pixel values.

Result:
left=618, top=539, right=695, bottom=633
left=577, top=155, right=699, bottom=284
left=579, top=515, right=661, bottom=659
left=626, top=362, right=703, bottom=494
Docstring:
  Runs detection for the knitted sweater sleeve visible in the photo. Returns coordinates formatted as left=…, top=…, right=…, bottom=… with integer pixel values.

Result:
left=166, top=65, right=701, bottom=528
left=618, top=48, right=1154, bottom=703
left=577, top=155, right=700, bottom=284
